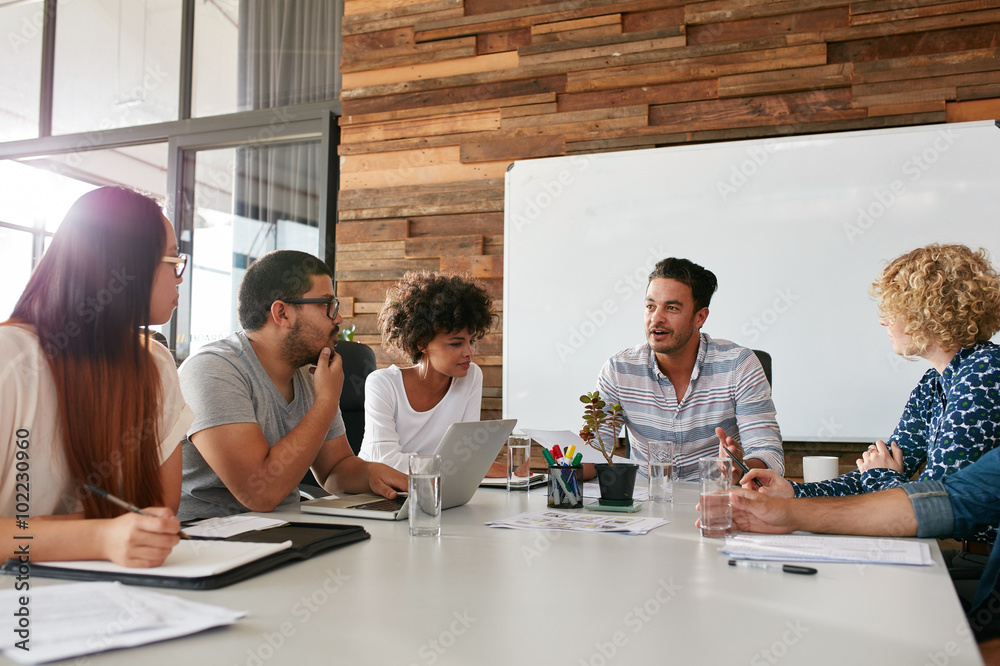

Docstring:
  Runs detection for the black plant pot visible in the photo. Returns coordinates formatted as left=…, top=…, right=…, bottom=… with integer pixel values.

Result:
left=594, top=463, right=639, bottom=506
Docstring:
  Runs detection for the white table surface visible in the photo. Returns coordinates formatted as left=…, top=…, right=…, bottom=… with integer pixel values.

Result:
left=4, top=482, right=983, bottom=665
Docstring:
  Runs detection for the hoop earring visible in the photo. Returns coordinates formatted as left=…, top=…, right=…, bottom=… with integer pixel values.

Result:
left=418, top=356, right=428, bottom=381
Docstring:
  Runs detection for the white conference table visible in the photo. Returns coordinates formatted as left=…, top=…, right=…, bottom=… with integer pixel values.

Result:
left=7, top=483, right=984, bottom=665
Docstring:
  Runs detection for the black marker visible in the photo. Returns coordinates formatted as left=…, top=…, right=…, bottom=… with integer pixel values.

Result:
left=729, top=559, right=817, bottom=575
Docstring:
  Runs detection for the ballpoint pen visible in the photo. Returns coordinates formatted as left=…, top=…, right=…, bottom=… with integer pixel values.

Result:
left=84, top=484, right=191, bottom=539
left=728, top=559, right=817, bottom=575
left=721, top=446, right=764, bottom=488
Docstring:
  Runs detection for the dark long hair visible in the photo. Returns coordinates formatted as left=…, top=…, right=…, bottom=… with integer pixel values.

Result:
left=7, top=186, right=167, bottom=518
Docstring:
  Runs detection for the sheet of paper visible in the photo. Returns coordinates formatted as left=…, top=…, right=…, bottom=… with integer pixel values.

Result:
left=0, top=581, right=245, bottom=664
left=184, top=515, right=288, bottom=539
left=486, top=509, right=668, bottom=535
left=42, top=539, right=292, bottom=578
left=722, top=534, right=934, bottom=566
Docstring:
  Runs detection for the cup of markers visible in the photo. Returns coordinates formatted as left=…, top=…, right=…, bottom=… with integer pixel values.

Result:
left=545, top=444, right=584, bottom=509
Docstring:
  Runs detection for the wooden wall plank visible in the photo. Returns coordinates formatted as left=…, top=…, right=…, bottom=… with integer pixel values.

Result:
left=344, top=6, right=464, bottom=36
left=850, top=0, right=1000, bottom=25
left=440, top=255, right=504, bottom=278
left=946, top=97, right=1000, bottom=121
left=342, top=37, right=477, bottom=73
left=408, top=213, right=504, bottom=237
left=342, top=52, right=519, bottom=89
left=686, top=7, right=849, bottom=45
left=566, top=43, right=828, bottom=92
left=404, top=235, right=485, bottom=258
left=531, top=23, right=624, bottom=45
left=649, top=88, right=864, bottom=133
left=342, top=93, right=555, bottom=125
left=336, top=220, right=410, bottom=243
left=460, top=134, right=566, bottom=162
left=532, top=14, right=622, bottom=35
left=341, top=75, right=567, bottom=116
left=519, top=31, right=686, bottom=66
left=558, top=79, right=717, bottom=113
left=341, top=110, right=502, bottom=143
left=718, top=63, right=853, bottom=97
left=478, top=29, right=533, bottom=54
left=622, top=6, right=685, bottom=32
left=345, top=0, right=458, bottom=17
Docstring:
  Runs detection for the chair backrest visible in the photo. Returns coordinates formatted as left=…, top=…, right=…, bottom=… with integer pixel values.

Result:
left=752, top=349, right=773, bottom=388
left=336, top=340, right=377, bottom=454
left=300, top=340, right=377, bottom=497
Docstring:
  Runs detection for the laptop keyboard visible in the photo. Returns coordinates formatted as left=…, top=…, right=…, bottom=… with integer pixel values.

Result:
left=351, top=497, right=406, bottom=512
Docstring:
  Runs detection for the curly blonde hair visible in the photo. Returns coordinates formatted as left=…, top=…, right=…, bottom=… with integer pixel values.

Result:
left=872, top=244, right=1000, bottom=355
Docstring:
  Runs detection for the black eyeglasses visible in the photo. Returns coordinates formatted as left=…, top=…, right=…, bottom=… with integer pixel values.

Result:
left=282, top=296, right=340, bottom=320
left=161, top=253, right=189, bottom=278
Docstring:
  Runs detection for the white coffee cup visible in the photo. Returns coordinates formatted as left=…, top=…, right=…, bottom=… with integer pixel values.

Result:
left=801, top=456, right=840, bottom=483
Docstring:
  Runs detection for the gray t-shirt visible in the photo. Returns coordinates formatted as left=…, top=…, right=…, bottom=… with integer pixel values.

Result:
left=177, top=331, right=345, bottom=520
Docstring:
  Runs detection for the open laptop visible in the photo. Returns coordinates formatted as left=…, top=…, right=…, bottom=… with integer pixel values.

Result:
left=300, top=419, right=517, bottom=520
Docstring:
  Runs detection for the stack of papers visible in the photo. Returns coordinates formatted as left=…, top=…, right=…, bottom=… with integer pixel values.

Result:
left=0, top=581, right=245, bottom=664
left=486, top=510, right=668, bottom=535
left=184, top=514, right=288, bottom=539
left=722, top=534, right=934, bottom=566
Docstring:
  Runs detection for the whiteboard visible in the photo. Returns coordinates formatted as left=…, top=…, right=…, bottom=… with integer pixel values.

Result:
left=503, top=120, right=1000, bottom=442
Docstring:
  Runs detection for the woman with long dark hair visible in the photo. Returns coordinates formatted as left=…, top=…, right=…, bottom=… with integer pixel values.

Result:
left=1, top=186, right=192, bottom=567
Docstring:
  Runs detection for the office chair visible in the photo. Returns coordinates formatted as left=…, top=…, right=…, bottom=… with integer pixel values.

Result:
left=299, top=340, right=377, bottom=499
left=752, top=349, right=772, bottom=388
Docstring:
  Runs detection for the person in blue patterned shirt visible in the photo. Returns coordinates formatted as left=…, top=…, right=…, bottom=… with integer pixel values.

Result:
left=590, top=257, right=784, bottom=482
left=745, top=244, right=1000, bottom=550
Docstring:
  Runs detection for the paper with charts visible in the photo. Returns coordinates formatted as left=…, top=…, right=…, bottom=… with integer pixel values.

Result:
left=486, top=510, right=668, bottom=535
left=722, top=533, right=934, bottom=566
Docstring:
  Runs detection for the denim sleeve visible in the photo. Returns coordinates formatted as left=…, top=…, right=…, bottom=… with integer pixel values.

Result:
left=901, top=481, right=954, bottom=538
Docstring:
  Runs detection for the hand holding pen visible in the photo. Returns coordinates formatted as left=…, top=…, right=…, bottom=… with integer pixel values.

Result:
left=84, top=484, right=187, bottom=568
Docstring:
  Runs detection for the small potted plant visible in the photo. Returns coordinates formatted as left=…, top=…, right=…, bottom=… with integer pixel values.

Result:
left=579, top=391, right=638, bottom=505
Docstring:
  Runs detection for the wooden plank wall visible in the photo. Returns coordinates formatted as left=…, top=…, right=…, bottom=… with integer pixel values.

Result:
left=337, top=0, right=1000, bottom=420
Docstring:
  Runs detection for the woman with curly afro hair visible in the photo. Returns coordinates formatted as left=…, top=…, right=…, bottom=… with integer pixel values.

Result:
left=358, top=271, right=501, bottom=474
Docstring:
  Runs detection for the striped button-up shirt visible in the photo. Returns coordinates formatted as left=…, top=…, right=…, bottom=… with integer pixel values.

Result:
left=595, top=333, right=784, bottom=480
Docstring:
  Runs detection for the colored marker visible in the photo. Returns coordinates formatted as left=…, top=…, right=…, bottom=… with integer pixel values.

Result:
left=542, top=448, right=556, bottom=466
left=565, top=445, right=576, bottom=460
left=552, top=445, right=564, bottom=460
left=571, top=452, right=583, bottom=466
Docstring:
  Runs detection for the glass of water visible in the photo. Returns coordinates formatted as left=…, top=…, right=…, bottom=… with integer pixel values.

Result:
left=648, top=440, right=676, bottom=503
left=408, top=454, right=442, bottom=537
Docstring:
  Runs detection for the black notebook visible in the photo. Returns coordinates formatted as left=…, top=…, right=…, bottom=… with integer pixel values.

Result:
left=0, top=522, right=369, bottom=591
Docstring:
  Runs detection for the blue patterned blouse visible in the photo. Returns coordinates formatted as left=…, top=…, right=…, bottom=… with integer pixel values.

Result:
left=795, top=341, right=1000, bottom=542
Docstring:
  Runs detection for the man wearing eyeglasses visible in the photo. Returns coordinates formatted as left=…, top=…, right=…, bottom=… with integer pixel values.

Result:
left=176, top=250, right=407, bottom=520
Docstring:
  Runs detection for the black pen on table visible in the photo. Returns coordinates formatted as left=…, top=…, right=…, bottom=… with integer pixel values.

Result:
left=84, top=484, right=191, bottom=539
left=721, top=446, right=764, bottom=488
left=729, top=559, right=817, bottom=575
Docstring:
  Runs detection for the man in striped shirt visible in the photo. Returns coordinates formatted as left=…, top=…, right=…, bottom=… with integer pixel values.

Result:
left=595, top=257, right=784, bottom=481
